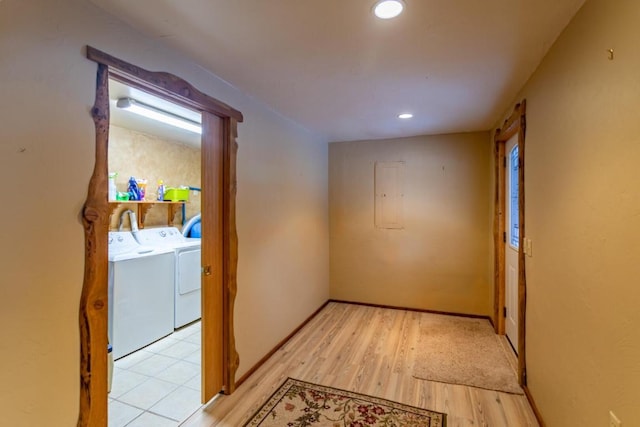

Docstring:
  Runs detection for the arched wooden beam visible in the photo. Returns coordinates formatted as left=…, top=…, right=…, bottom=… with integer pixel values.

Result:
left=86, top=46, right=243, bottom=123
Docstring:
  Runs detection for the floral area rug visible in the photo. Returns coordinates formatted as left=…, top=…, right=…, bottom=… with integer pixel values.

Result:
left=243, top=378, right=446, bottom=427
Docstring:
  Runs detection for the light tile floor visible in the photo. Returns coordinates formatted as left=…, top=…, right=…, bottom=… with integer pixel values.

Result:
left=108, top=321, right=202, bottom=427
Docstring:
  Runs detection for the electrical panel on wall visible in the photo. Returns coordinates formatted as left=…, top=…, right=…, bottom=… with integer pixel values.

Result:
left=374, top=161, right=405, bottom=229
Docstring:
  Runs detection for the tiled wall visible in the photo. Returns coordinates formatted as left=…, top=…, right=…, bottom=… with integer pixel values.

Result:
left=108, top=125, right=201, bottom=231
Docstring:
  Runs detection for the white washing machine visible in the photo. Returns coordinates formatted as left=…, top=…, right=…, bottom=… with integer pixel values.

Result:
left=135, top=227, right=202, bottom=328
left=108, top=231, right=175, bottom=359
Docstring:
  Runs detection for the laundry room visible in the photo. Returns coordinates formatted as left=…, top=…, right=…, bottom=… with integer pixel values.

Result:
left=106, top=77, right=206, bottom=426
left=108, top=80, right=202, bottom=231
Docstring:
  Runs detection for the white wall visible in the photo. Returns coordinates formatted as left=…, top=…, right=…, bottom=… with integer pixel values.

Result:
left=0, top=1, right=328, bottom=425
left=497, top=0, right=640, bottom=424
left=330, top=133, right=493, bottom=316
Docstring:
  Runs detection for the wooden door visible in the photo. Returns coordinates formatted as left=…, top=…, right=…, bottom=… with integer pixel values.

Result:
left=505, top=135, right=519, bottom=352
left=201, top=112, right=224, bottom=401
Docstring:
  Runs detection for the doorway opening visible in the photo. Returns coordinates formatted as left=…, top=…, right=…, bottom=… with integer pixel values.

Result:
left=107, top=77, right=204, bottom=424
left=78, top=46, right=242, bottom=427
left=493, top=100, right=527, bottom=385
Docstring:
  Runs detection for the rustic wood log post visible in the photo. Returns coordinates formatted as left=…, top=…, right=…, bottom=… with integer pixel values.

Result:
left=78, top=62, right=110, bottom=427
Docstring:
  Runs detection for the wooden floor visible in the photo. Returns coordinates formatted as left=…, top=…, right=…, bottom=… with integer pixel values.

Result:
left=182, top=302, right=539, bottom=427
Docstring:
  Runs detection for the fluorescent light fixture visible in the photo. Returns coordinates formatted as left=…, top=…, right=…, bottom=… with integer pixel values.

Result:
left=373, top=0, right=405, bottom=19
left=398, top=113, right=413, bottom=119
left=116, top=98, right=202, bottom=134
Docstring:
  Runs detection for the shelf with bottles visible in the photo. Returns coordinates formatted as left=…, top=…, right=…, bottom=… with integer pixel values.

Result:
left=108, top=200, right=185, bottom=230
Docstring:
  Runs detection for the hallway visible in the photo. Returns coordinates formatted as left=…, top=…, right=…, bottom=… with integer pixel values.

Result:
left=183, top=302, right=538, bottom=427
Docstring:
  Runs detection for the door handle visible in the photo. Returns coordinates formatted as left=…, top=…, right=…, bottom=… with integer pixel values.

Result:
left=203, top=265, right=212, bottom=276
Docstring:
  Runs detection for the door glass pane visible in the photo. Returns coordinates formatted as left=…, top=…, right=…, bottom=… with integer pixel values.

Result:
left=510, top=145, right=519, bottom=248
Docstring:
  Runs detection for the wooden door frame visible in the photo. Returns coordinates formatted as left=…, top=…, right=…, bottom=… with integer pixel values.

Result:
left=78, top=46, right=242, bottom=427
left=493, top=100, right=527, bottom=385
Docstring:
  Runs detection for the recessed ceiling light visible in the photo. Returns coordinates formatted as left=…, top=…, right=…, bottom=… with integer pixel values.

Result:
left=398, top=113, right=413, bottom=119
left=373, top=0, right=405, bottom=19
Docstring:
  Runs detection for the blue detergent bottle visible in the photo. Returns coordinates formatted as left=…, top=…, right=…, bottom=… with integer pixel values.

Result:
left=157, top=179, right=165, bottom=201
left=127, top=176, right=141, bottom=201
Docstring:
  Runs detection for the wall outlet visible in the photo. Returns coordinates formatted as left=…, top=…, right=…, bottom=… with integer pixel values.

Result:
left=609, top=411, right=621, bottom=427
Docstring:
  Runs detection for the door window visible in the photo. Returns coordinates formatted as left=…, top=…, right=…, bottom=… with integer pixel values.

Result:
left=509, top=145, right=519, bottom=249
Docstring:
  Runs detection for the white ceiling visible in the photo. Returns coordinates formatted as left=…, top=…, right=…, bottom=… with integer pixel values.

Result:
left=91, top=0, right=586, bottom=142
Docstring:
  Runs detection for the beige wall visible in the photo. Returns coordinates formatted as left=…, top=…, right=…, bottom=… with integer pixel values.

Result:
left=0, top=1, right=328, bottom=426
left=329, top=133, right=493, bottom=315
left=108, top=125, right=202, bottom=230
left=497, top=0, right=640, bottom=425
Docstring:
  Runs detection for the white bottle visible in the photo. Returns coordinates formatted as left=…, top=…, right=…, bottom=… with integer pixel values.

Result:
left=108, top=172, right=117, bottom=201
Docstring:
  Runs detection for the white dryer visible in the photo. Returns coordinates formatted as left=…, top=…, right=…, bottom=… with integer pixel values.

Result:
left=108, top=231, right=175, bottom=359
left=135, top=227, right=202, bottom=328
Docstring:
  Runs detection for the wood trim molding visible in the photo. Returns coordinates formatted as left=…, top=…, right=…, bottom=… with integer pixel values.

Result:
left=493, top=100, right=527, bottom=386
left=80, top=46, right=242, bottom=426
left=78, top=63, right=111, bottom=427
left=517, top=102, right=527, bottom=385
left=523, top=385, right=546, bottom=427
left=493, top=134, right=506, bottom=335
left=235, top=300, right=331, bottom=389
left=86, top=46, right=243, bottom=123
left=223, top=118, right=240, bottom=393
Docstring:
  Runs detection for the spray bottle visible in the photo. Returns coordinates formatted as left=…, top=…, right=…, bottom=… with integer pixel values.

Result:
left=108, top=172, right=118, bottom=201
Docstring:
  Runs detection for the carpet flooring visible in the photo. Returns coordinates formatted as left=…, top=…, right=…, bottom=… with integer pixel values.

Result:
left=412, top=314, right=523, bottom=395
